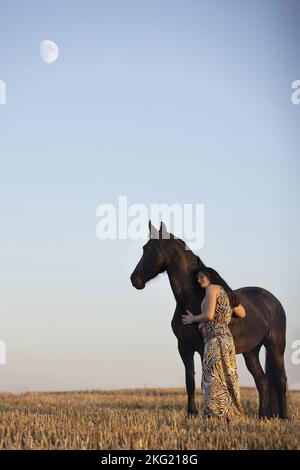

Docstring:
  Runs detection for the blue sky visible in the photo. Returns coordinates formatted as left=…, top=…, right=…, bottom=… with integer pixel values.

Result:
left=0, top=0, right=299, bottom=391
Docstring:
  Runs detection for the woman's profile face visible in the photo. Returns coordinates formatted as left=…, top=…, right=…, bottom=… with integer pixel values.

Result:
left=197, top=272, right=211, bottom=288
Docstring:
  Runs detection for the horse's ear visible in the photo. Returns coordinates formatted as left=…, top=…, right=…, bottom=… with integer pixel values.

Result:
left=159, top=221, right=171, bottom=239
left=149, top=219, right=159, bottom=239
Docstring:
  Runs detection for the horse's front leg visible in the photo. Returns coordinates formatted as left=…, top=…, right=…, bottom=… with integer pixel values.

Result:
left=178, top=340, right=198, bottom=417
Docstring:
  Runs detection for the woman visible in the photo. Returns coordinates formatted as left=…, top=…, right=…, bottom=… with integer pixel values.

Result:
left=182, top=266, right=246, bottom=420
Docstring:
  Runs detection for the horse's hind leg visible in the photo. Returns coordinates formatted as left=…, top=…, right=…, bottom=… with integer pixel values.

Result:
left=178, top=340, right=198, bottom=417
left=243, top=345, right=270, bottom=418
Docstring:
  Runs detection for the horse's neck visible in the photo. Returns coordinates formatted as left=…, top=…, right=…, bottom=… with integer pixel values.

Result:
left=166, top=245, right=205, bottom=311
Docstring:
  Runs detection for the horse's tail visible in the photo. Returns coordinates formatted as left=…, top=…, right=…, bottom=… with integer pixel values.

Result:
left=265, top=299, right=288, bottom=418
left=265, top=348, right=281, bottom=417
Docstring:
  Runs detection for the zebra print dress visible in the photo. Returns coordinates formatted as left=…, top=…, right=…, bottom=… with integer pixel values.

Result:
left=198, top=286, right=244, bottom=419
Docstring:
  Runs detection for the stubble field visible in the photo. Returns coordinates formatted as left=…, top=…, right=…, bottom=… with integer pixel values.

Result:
left=0, top=387, right=299, bottom=450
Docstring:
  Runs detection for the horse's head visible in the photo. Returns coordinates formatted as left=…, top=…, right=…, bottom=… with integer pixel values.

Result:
left=130, top=220, right=173, bottom=289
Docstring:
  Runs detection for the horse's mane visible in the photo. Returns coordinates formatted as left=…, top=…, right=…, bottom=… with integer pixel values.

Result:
left=174, top=236, right=205, bottom=270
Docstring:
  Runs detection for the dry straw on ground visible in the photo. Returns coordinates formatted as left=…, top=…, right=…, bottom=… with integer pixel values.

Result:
left=0, top=387, right=299, bottom=450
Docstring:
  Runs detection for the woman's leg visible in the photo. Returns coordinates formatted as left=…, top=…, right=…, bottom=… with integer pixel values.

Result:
left=201, top=337, right=232, bottom=418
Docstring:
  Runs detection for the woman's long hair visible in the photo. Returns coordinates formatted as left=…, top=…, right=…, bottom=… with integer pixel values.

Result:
left=194, top=266, right=240, bottom=309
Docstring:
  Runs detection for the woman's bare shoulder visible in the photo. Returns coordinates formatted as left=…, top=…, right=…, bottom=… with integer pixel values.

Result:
left=206, top=284, right=221, bottom=294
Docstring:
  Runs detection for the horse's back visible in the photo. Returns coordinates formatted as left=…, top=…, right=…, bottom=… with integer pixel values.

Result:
left=229, top=286, right=285, bottom=353
left=234, top=286, right=285, bottom=318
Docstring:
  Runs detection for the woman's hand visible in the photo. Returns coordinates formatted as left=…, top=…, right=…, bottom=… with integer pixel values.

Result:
left=181, top=309, right=195, bottom=324
left=232, top=304, right=246, bottom=318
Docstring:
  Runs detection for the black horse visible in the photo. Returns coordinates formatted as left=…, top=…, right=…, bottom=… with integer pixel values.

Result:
left=130, top=221, right=288, bottom=419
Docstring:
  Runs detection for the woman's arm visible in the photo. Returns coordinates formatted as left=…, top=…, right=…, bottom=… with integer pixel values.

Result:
left=182, top=285, right=218, bottom=325
left=232, top=304, right=246, bottom=318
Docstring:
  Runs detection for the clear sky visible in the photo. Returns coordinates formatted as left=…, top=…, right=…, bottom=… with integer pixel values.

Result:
left=0, top=0, right=299, bottom=392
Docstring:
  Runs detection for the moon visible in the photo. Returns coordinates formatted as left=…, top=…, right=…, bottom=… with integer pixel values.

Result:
left=40, top=40, right=59, bottom=64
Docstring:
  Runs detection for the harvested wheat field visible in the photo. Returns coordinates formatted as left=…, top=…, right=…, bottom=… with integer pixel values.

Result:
left=0, top=387, right=299, bottom=450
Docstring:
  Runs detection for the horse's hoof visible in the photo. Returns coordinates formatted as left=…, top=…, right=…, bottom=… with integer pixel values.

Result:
left=184, top=411, right=198, bottom=419
left=201, top=412, right=212, bottom=420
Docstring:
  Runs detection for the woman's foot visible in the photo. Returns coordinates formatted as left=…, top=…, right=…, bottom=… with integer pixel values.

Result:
left=202, top=411, right=231, bottom=422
